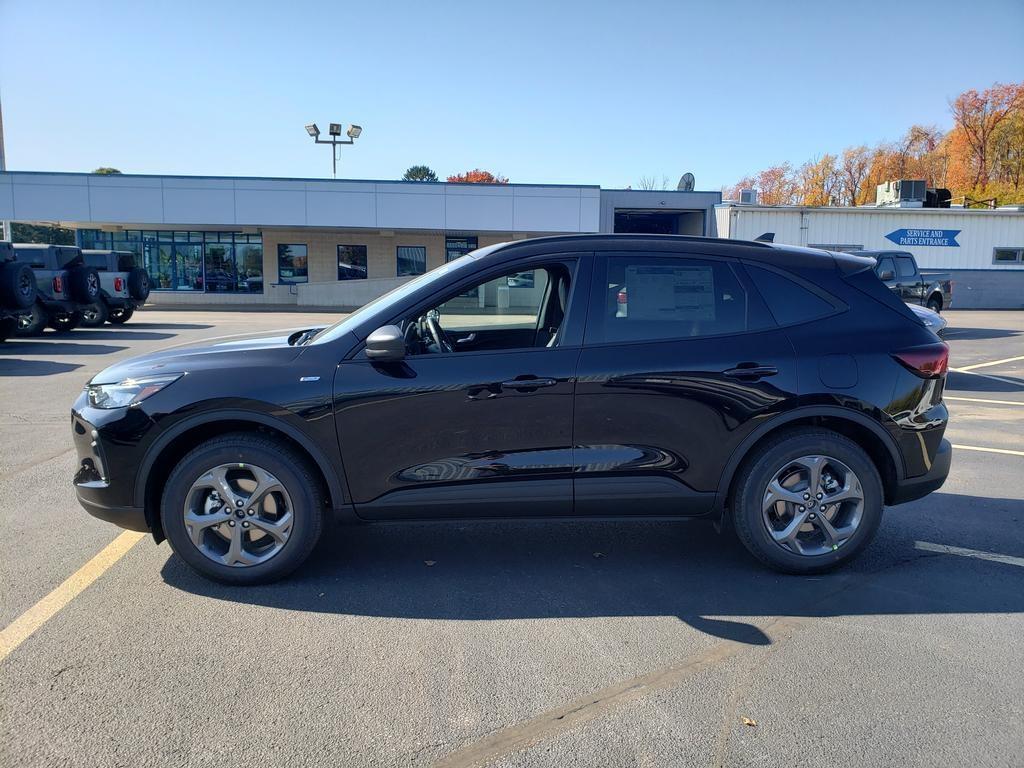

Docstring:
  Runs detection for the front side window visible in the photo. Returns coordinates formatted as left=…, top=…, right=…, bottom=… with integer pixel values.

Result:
left=402, top=264, right=568, bottom=355
left=337, top=245, right=368, bottom=280
left=591, top=255, right=761, bottom=344
left=876, top=256, right=896, bottom=279
left=397, top=246, right=427, bottom=277
left=278, top=244, right=308, bottom=284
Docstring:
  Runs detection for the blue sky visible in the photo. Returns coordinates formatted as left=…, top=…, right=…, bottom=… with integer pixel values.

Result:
left=1, top=0, right=1021, bottom=190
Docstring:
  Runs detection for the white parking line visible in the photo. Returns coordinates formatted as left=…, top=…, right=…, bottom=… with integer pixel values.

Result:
left=956, top=355, right=1024, bottom=372
left=951, top=444, right=1024, bottom=457
left=945, top=396, right=1024, bottom=406
left=915, top=541, right=1024, bottom=568
left=948, top=368, right=1023, bottom=387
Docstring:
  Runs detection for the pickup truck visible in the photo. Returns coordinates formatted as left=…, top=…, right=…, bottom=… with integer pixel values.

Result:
left=852, top=249, right=952, bottom=312
left=0, top=242, right=39, bottom=341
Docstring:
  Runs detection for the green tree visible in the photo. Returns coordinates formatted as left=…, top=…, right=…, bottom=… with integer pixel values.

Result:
left=402, top=165, right=438, bottom=182
left=11, top=223, right=75, bottom=244
left=92, top=167, right=122, bottom=175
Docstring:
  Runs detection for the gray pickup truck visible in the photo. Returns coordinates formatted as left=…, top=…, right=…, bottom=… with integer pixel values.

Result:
left=12, top=244, right=102, bottom=334
left=0, top=242, right=39, bottom=341
left=80, top=250, right=151, bottom=325
left=852, top=249, right=953, bottom=312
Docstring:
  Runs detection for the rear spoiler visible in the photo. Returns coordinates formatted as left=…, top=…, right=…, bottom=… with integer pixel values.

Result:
left=754, top=232, right=774, bottom=243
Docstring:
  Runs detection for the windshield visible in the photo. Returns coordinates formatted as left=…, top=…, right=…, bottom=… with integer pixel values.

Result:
left=309, top=252, right=486, bottom=345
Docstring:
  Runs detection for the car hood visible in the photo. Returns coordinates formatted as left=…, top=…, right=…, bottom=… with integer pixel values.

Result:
left=88, top=327, right=324, bottom=384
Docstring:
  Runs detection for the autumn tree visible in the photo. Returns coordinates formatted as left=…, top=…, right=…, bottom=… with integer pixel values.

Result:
left=446, top=169, right=509, bottom=184
left=402, top=165, right=438, bottom=182
left=840, top=145, right=871, bottom=205
left=798, top=154, right=841, bottom=206
left=949, top=83, right=1024, bottom=188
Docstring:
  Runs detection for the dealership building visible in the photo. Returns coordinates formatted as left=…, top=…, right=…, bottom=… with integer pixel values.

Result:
left=1, top=170, right=1022, bottom=308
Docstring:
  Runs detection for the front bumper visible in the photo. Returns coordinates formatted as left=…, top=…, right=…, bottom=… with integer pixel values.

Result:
left=72, top=398, right=156, bottom=533
left=890, top=438, right=952, bottom=505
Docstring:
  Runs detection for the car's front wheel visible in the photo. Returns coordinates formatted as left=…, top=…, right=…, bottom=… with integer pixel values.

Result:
left=81, top=302, right=109, bottom=327
left=731, top=429, right=883, bottom=574
left=108, top=306, right=134, bottom=324
left=161, top=434, right=324, bottom=584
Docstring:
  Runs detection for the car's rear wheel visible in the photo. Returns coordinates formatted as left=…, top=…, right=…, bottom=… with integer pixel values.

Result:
left=731, top=429, right=883, bottom=574
left=926, top=295, right=942, bottom=313
left=0, top=316, right=17, bottom=342
left=161, top=434, right=324, bottom=584
left=81, top=302, right=109, bottom=327
left=16, top=303, right=49, bottom=336
left=108, top=306, right=134, bottom=324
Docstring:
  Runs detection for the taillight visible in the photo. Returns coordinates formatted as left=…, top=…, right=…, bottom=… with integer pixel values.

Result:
left=52, top=275, right=64, bottom=294
left=892, top=342, right=949, bottom=378
left=114, top=277, right=124, bottom=292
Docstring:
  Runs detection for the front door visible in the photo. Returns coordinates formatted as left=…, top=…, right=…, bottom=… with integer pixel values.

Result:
left=333, top=257, right=588, bottom=520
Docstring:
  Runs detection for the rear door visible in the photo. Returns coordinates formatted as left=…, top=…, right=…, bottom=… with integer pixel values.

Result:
left=572, top=250, right=797, bottom=515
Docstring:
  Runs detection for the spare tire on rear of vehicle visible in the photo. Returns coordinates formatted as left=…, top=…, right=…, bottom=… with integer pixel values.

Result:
left=68, top=266, right=101, bottom=304
left=127, top=267, right=151, bottom=301
left=0, top=261, right=37, bottom=309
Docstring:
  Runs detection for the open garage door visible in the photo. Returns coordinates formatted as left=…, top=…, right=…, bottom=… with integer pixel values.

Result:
left=613, top=209, right=705, bottom=235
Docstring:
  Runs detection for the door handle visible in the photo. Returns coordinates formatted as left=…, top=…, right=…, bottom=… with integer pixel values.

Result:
left=722, top=364, right=778, bottom=380
left=500, top=377, right=557, bottom=391
left=455, top=333, right=477, bottom=345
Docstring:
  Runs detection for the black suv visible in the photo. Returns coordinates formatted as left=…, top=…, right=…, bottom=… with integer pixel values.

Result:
left=72, top=235, right=951, bottom=584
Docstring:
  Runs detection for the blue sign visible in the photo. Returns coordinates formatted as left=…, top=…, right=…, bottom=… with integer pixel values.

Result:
left=885, top=228, right=960, bottom=247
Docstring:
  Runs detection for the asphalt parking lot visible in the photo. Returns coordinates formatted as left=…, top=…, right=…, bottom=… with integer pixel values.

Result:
left=1, top=309, right=1022, bottom=767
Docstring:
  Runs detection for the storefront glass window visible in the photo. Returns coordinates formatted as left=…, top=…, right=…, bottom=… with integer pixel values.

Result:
left=278, top=244, right=308, bottom=284
left=397, top=245, right=427, bottom=276
left=337, top=245, right=368, bottom=280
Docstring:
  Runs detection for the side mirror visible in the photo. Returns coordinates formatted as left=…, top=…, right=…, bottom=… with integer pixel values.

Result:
left=878, top=269, right=895, bottom=282
left=365, top=325, right=405, bottom=361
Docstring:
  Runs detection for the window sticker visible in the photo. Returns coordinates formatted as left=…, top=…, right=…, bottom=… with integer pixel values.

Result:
left=624, top=265, right=715, bottom=321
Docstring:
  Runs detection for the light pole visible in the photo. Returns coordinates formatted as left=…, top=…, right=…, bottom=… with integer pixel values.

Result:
left=0, top=94, right=9, bottom=241
left=305, top=122, right=362, bottom=179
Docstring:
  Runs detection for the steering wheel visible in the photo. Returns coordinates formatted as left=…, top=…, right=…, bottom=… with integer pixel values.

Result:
left=425, top=314, right=454, bottom=353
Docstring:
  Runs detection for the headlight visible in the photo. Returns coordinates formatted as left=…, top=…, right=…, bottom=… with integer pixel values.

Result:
left=86, top=373, right=183, bottom=409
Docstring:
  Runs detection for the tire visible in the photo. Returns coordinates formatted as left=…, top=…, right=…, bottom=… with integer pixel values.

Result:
left=731, top=429, right=883, bottom=574
left=0, top=261, right=37, bottom=309
left=0, top=316, right=17, bottom=342
left=49, top=311, right=83, bottom=332
left=161, top=433, right=324, bottom=585
left=15, top=302, right=49, bottom=336
left=127, top=268, right=151, bottom=301
left=926, top=296, right=942, bottom=313
left=108, top=306, right=135, bottom=324
left=81, top=302, right=109, bottom=327
left=68, top=266, right=101, bottom=304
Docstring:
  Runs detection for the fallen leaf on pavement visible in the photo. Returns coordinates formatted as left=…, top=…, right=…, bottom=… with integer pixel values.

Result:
left=741, top=717, right=757, bottom=727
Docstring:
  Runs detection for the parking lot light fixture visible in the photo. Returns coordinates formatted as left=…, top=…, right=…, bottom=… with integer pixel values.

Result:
left=305, top=120, right=362, bottom=178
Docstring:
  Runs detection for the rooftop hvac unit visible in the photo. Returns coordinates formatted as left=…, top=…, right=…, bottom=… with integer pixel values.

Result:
left=876, top=179, right=927, bottom=207
left=739, top=188, right=757, bottom=205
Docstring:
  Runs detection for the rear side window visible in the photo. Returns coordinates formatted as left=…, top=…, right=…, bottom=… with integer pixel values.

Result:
left=590, top=255, right=769, bottom=344
left=896, top=256, right=916, bottom=278
left=15, top=251, right=46, bottom=268
left=744, top=265, right=836, bottom=326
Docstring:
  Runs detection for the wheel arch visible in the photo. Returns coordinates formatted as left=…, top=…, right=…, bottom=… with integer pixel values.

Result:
left=715, top=406, right=904, bottom=517
left=136, top=410, right=348, bottom=542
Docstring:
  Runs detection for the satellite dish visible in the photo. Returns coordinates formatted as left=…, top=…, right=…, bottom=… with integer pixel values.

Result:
left=677, top=172, right=695, bottom=192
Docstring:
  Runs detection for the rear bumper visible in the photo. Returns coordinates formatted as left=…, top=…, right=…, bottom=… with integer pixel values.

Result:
left=890, top=438, right=952, bottom=505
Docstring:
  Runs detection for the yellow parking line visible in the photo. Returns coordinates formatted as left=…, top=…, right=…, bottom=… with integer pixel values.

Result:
left=945, top=396, right=1024, bottom=406
left=957, top=355, right=1024, bottom=372
left=0, top=531, right=144, bottom=663
left=951, top=444, right=1024, bottom=457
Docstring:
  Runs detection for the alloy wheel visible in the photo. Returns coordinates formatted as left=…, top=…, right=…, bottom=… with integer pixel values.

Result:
left=761, top=454, right=864, bottom=556
left=183, top=463, right=294, bottom=567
